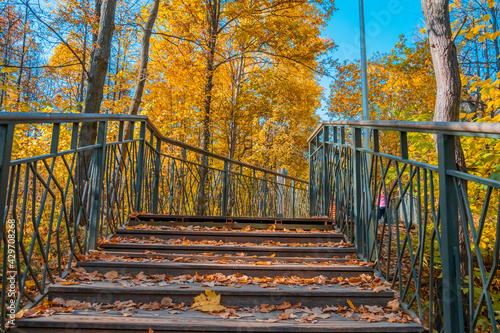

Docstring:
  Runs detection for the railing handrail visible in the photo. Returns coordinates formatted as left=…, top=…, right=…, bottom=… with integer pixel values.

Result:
left=0, top=112, right=148, bottom=123
left=308, top=120, right=500, bottom=142
left=0, top=112, right=308, bottom=183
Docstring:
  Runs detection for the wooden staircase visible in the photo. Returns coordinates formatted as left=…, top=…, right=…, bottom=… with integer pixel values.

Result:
left=12, top=215, right=424, bottom=332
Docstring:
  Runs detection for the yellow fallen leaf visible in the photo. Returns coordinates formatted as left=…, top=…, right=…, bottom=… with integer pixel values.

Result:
left=346, top=298, right=355, bottom=310
left=192, top=290, right=226, bottom=313
left=60, top=281, right=80, bottom=285
left=270, top=254, right=276, bottom=257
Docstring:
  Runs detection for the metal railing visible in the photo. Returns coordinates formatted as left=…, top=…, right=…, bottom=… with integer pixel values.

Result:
left=0, top=112, right=309, bottom=330
left=309, top=120, right=500, bottom=333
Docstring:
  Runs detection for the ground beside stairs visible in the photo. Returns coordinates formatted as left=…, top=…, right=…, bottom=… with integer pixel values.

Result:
left=12, top=215, right=424, bottom=332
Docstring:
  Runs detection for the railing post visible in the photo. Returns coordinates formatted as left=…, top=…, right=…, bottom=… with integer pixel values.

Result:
left=277, top=168, right=287, bottom=218
left=437, top=133, right=464, bottom=333
left=332, top=126, right=338, bottom=223
left=222, top=161, right=229, bottom=216
left=352, top=127, right=364, bottom=258
left=134, top=121, right=146, bottom=212
left=0, top=124, right=14, bottom=240
left=323, top=126, right=330, bottom=217
left=309, top=140, right=315, bottom=217
left=89, top=121, right=107, bottom=250
left=152, top=135, right=161, bottom=214
left=262, top=172, right=267, bottom=217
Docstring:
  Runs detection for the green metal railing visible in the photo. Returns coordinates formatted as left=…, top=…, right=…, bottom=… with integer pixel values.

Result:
left=309, top=120, right=500, bottom=333
left=0, top=112, right=309, bottom=330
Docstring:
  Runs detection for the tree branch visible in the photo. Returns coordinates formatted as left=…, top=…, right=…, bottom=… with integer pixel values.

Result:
left=21, top=0, right=88, bottom=76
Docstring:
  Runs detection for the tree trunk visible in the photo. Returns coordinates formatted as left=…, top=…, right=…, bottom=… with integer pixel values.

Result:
left=122, top=0, right=160, bottom=143
left=421, top=0, right=469, bottom=327
left=75, top=0, right=117, bottom=226
left=421, top=0, right=467, bottom=175
left=197, top=0, right=220, bottom=215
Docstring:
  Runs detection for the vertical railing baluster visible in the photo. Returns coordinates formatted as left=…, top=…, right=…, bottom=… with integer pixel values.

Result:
left=134, top=121, right=146, bottom=212
left=400, top=131, right=408, bottom=160
left=437, top=133, right=463, bottom=333
left=323, top=125, right=330, bottom=217
left=89, top=121, right=107, bottom=250
left=353, top=127, right=364, bottom=258
left=309, top=140, right=315, bottom=216
left=222, top=161, right=229, bottom=216
left=332, top=126, right=338, bottom=224
left=263, top=172, right=267, bottom=217
left=152, top=135, right=161, bottom=214
left=168, top=158, right=175, bottom=215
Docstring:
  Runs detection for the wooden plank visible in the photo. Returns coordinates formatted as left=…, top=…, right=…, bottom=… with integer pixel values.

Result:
left=115, top=229, right=345, bottom=243
left=77, top=261, right=372, bottom=278
left=99, top=243, right=357, bottom=258
left=13, top=309, right=424, bottom=332
left=98, top=251, right=356, bottom=263
left=48, top=282, right=394, bottom=308
left=128, top=220, right=333, bottom=231
left=134, top=214, right=333, bottom=226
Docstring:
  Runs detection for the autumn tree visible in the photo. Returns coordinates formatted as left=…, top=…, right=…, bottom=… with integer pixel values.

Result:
left=328, top=37, right=435, bottom=123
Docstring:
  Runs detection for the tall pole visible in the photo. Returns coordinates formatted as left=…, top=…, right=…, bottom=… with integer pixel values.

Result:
left=359, top=0, right=370, bottom=149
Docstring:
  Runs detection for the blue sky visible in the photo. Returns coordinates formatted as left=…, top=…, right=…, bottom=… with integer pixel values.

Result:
left=319, top=0, right=425, bottom=119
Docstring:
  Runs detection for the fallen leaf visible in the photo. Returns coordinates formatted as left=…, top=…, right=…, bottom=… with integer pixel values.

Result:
left=387, top=299, right=400, bottom=311
left=277, top=302, right=291, bottom=310
left=346, top=299, right=355, bottom=310
left=373, top=285, right=388, bottom=293
left=192, top=290, right=226, bottom=313
left=278, top=313, right=290, bottom=320
left=15, top=310, right=25, bottom=319
left=161, top=297, right=173, bottom=307
left=256, top=318, right=278, bottom=323
left=104, top=271, right=119, bottom=280
left=60, top=281, right=80, bottom=286
left=360, top=313, right=383, bottom=322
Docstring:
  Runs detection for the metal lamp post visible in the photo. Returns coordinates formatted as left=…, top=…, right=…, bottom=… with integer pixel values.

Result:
left=359, top=0, right=370, bottom=148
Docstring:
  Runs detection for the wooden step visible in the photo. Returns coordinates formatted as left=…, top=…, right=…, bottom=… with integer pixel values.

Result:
left=48, top=282, right=394, bottom=308
left=133, top=214, right=333, bottom=227
left=99, top=243, right=357, bottom=258
left=77, top=260, right=372, bottom=278
left=115, top=228, right=345, bottom=243
left=129, top=220, right=333, bottom=231
left=99, top=251, right=356, bottom=263
left=13, top=309, right=424, bottom=332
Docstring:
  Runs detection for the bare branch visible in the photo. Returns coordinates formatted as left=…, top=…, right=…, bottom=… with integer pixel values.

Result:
left=21, top=0, right=88, bottom=76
